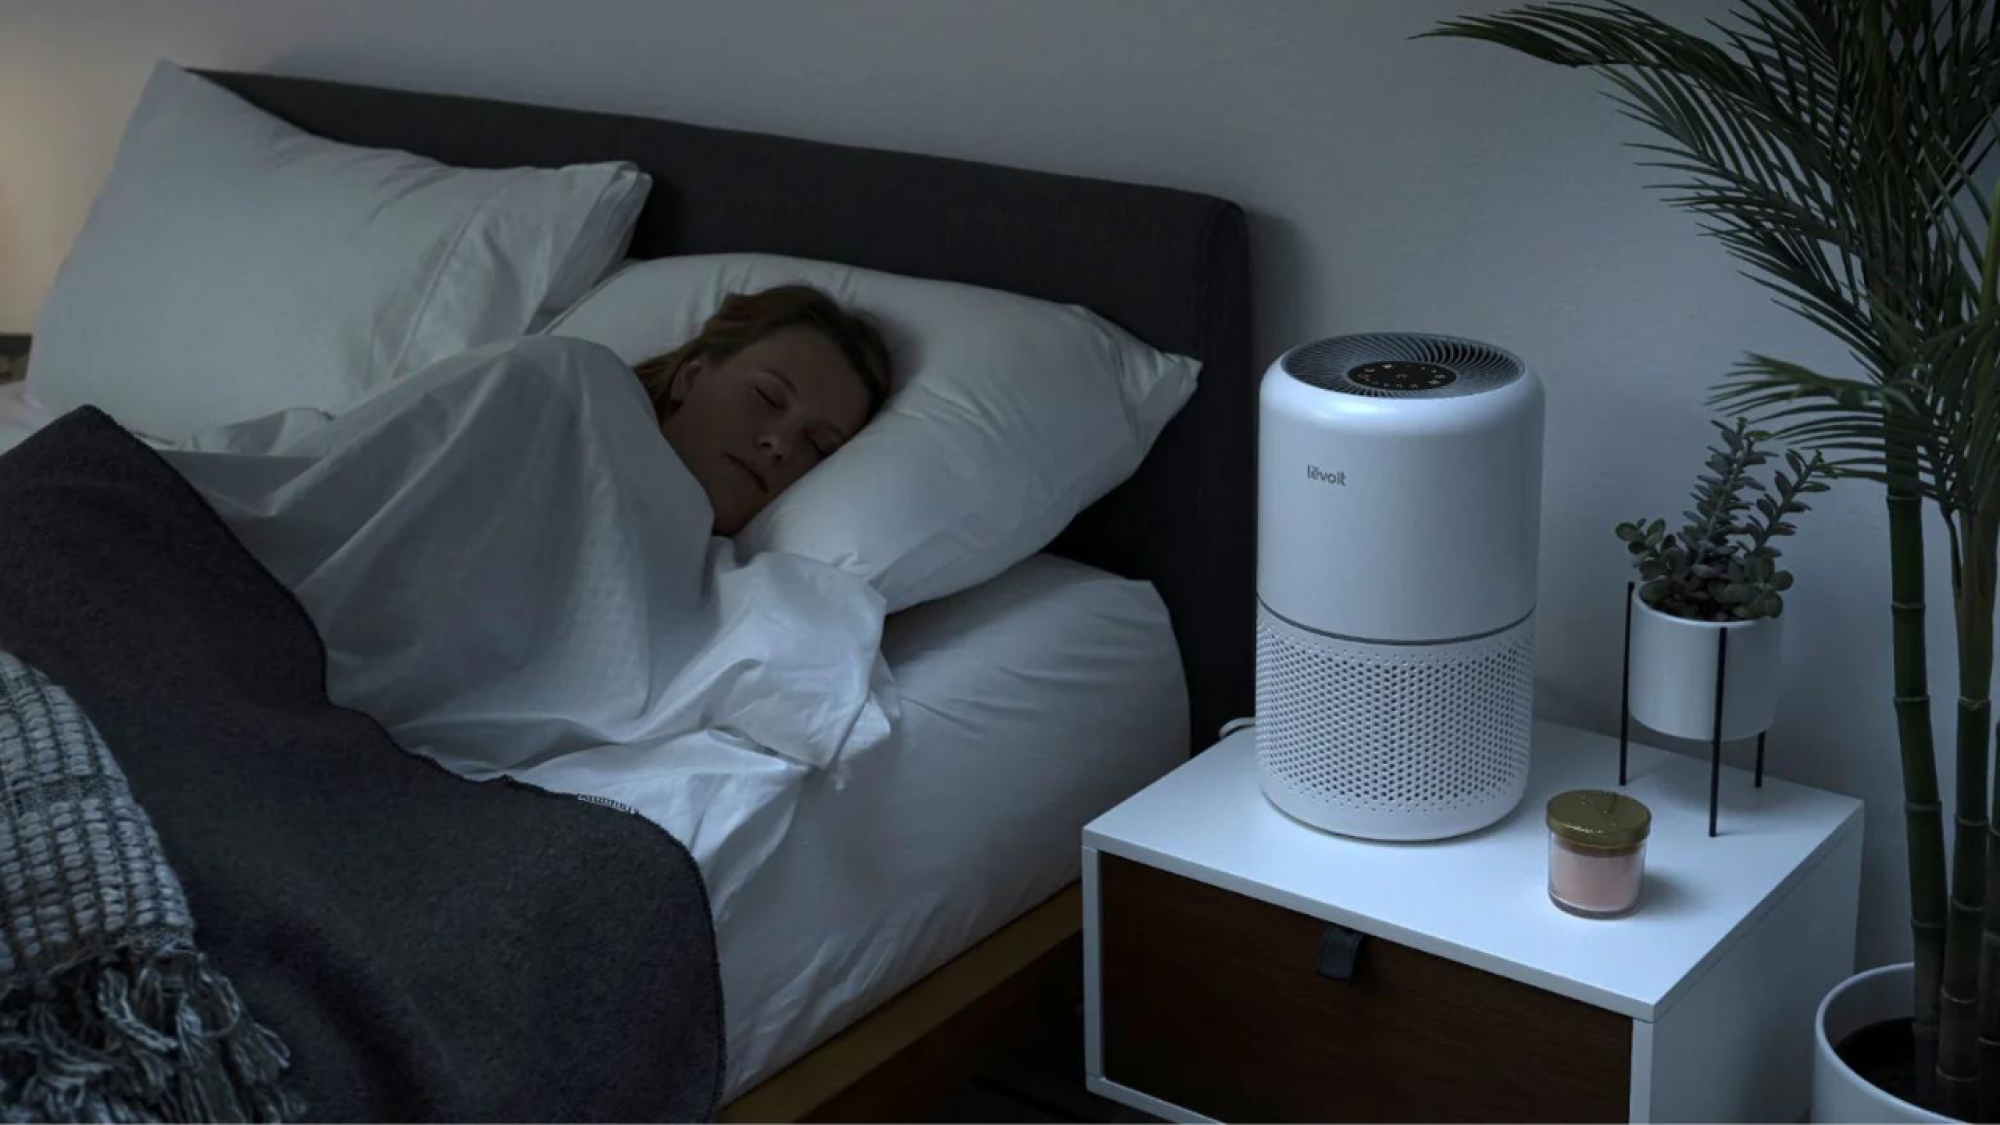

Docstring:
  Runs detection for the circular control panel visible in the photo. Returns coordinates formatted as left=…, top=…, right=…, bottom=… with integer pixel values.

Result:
left=1349, top=360, right=1457, bottom=392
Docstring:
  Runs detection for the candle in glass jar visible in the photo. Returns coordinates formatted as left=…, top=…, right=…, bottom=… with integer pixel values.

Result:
left=1546, top=789, right=1652, bottom=918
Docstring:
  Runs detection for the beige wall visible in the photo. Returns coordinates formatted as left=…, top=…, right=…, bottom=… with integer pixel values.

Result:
left=1, top=0, right=1960, bottom=970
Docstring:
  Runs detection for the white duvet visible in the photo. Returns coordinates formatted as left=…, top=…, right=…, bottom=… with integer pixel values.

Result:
left=162, top=335, right=898, bottom=919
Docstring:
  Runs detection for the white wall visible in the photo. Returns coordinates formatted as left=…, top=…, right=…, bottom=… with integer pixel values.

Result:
left=1, top=0, right=1965, bottom=971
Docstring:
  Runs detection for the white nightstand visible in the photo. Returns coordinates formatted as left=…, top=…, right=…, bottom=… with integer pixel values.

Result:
left=1081, top=720, right=1863, bottom=1123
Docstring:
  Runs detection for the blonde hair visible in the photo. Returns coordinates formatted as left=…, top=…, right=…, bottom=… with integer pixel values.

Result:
left=634, top=285, right=891, bottom=420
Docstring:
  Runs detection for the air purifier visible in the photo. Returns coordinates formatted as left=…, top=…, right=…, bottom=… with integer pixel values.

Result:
left=1255, top=332, right=1544, bottom=840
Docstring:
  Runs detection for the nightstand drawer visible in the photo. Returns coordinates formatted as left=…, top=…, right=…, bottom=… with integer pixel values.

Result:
left=1099, top=854, right=1631, bottom=1122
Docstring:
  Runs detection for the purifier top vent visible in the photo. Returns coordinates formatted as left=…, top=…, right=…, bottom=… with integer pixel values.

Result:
left=1282, top=333, right=1525, bottom=399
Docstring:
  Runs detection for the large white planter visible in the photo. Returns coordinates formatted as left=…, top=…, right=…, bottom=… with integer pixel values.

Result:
left=1627, top=589, right=1783, bottom=741
left=1813, top=962, right=1954, bottom=1123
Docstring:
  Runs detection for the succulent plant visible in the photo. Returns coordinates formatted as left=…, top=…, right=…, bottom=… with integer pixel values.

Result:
left=1614, top=418, right=1829, bottom=622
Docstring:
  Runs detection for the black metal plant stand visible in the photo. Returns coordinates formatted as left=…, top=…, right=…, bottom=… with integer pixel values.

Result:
left=1617, top=581, right=1767, bottom=837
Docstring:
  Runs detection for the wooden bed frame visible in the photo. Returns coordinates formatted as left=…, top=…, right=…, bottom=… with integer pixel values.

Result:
left=722, top=885, right=1083, bottom=1122
left=197, top=68, right=1253, bottom=1121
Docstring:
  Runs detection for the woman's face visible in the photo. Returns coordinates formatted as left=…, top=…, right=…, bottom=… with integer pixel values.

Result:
left=660, top=325, right=874, bottom=535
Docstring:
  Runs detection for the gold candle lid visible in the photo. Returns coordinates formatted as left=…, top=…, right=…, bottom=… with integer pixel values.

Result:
left=1546, top=789, right=1652, bottom=850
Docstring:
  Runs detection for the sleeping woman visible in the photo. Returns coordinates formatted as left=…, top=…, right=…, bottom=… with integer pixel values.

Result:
left=638, top=285, right=891, bottom=535
left=177, top=282, right=894, bottom=536
left=163, top=285, right=904, bottom=809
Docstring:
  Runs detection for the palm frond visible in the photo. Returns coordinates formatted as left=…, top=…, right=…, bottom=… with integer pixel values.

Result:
left=1710, top=311, right=2000, bottom=518
left=1709, top=361, right=1944, bottom=505
left=1714, top=351, right=1924, bottom=412
left=1912, top=313, right=2000, bottom=511
left=1425, top=0, right=2000, bottom=388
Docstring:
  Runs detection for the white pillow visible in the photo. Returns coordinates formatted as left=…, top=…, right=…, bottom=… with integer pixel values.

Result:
left=545, top=253, right=1200, bottom=612
left=28, top=60, right=649, bottom=443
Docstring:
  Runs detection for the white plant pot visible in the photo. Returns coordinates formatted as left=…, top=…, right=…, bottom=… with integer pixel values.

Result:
left=1627, top=588, right=1783, bottom=741
left=1813, top=962, right=1954, bottom=1123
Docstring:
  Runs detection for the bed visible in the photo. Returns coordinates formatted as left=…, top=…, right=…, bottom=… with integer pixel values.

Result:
left=722, top=553, right=1189, bottom=1104
left=2, top=68, right=1252, bottom=1120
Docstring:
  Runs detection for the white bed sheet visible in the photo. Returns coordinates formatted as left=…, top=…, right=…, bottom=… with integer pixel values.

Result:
left=716, top=552, right=1189, bottom=1098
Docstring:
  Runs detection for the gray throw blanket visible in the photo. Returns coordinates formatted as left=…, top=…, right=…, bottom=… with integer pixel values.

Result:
left=0, top=650, right=298, bottom=1122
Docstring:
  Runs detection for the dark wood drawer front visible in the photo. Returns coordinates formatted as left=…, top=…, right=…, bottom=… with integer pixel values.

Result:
left=1100, top=855, right=1631, bottom=1122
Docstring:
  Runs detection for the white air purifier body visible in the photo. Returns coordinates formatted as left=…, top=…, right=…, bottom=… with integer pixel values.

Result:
left=1256, top=333, right=1544, bottom=840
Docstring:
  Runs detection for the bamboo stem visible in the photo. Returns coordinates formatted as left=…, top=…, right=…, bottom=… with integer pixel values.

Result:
left=1891, top=464, right=1948, bottom=1111
left=1942, top=512, right=1997, bottom=1118
left=1984, top=747, right=2000, bottom=1124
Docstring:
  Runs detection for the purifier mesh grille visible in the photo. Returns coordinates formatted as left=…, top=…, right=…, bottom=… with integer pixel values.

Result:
left=1255, top=608, right=1535, bottom=835
left=1282, top=333, right=1524, bottom=399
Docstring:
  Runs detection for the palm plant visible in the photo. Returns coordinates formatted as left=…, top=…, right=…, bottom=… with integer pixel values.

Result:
left=1421, top=1, right=2000, bottom=1117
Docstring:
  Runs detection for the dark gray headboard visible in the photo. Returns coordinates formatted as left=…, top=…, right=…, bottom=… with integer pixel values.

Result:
left=199, top=69, right=1254, bottom=750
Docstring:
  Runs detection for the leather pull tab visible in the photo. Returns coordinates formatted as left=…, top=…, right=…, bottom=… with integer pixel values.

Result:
left=1317, top=923, right=1365, bottom=981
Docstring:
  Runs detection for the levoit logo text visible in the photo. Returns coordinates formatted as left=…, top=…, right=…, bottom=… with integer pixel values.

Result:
left=1307, top=465, right=1347, bottom=486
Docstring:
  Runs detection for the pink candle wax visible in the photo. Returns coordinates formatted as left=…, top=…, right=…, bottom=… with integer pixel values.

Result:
left=1545, top=790, right=1652, bottom=919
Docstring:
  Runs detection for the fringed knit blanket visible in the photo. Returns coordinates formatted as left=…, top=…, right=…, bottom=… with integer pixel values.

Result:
left=0, top=651, right=298, bottom=1122
left=0, top=408, right=724, bottom=1122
